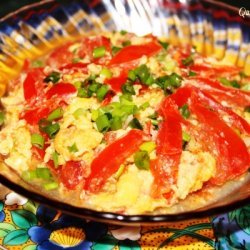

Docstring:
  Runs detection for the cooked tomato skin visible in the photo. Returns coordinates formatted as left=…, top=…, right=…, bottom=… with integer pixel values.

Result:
left=45, top=83, right=77, bottom=99
left=84, top=129, right=144, bottom=193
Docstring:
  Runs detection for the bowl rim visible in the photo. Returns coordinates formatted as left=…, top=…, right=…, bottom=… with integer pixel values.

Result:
left=0, top=0, right=249, bottom=225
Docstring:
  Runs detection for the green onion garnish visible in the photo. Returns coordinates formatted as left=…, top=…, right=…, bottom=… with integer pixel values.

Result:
left=158, top=41, right=169, bottom=50
left=188, top=71, right=197, bottom=76
left=73, top=81, right=82, bottom=89
left=73, top=108, right=85, bottom=119
left=129, top=118, right=143, bottom=130
left=121, top=82, right=135, bottom=95
left=93, top=46, right=106, bottom=58
left=111, top=46, right=121, bottom=55
left=244, top=106, right=250, bottom=113
left=182, top=55, right=194, bottom=66
left=96, top=114, right=111, bottom=132
left=111, top=116, right=122, bottom=130
left=134, top=64, right=151, bottom=85
left=128, top=70, right=136, bottom=81
left=169, top=73, right=182, bottom=87
left=182, top=131, right=191, bottom=142
left=68, top=143, right=78, bottom=153
left=96, top=85, right=109, bottom=101
left=39, top=119, right=60, bottom=138
left=100, top=68, right=112, bottom=79
left=36, top=168, right=51, bottom=180
left=139, top=102, right=150, bottom=110
left=0, top=112, right=5, bottom=127
left=120, top=30, right=127, bottom=35
left=31, top=133, right=45, bottom=149
left=219, top=78, right=240, bottom=89
left=47, top=108, right=63, bottom=122
left=52, top=151, right=59, bottom=168
left=78, top=88, right=89, bottom=98
left=134, top=151, right=150, bottom=170
left=43, top=182, right=59, bottom=190
left=44, top=71, right=61, bottom=84
left=89, top=82, right=101, bottom=93
left=139, top=141, right=156, bottom=153
left=122, top=40, right=131, bottom=47
left=22, top=170, right=37, bottom=181
left=179, top=104, right=190, bottom=119
left=32, top=60, right=44, bottom=68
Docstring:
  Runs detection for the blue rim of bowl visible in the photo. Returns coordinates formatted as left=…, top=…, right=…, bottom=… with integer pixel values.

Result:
left=0, top=0, right=249, bottom=224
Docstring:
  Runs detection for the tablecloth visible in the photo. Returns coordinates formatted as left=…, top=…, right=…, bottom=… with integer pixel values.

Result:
left=0, top=191, right=249, bottom=250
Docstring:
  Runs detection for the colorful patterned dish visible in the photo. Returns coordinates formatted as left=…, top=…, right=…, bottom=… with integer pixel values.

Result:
left=0, top=0, right=249, bottom=224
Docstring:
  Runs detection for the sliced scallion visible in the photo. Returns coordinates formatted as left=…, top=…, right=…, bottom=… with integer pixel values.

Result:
left=68, top=143, right=78, bottom=153
left=40, top=122, right=60, bottom=139
left=219, top=77, right=240, bottom=89
left=134, top=151, right=150, bottom=170
left=0, top=112, right=5, bottom=127
left=73, top=108, right=85, bottom=119
left=31, top=133, right=45, bottom=149
left=43, top=182, right=59, bottom=190
left=182, top=55, right=194, bottom=66
left=139, top=102, right=150, bottom=110
left=158, top=41, right=169, bottom=50
left=121, top=82, right=135, bottom=95
left=47, top=108, right=63, bottom=122
left=100, top=68, right=112, bottom=79
left=96, top=114, right=111, bottom=132
left=188, top=71, right=197, bottom=76
left=22, top=170, right=37, bottom=181
left=179, top=104, right=190, bottom=119
left=111, top=46, right=121, bottom=55
left=111, top=116, right=122, bottom=130
left=93, top=46, right=106, bottom=58
left=36, top=168, right=51, bottom=180
left=182, top=131, right=191, bottom=142
left=139, top=141, right=156, bottom=153
left=96, top=85, right=109, bottom=101
left=122, top=40, right=131, bottom=47
left=52, top=151, right=59, bottom=168
left=78, top=88, right=89, bottom=98
left=129, top=118, right=143, bottom=130
left=44, top=71, right=61, bottom=84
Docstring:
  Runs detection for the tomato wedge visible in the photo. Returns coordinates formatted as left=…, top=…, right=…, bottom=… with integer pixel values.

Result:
left=84, top=129, right=144, bottom=193
left=190, top=99, right=250, bottom=185
left=21, top=107, right=50, bottom=125
left=46, top=83, right=77, bottom=99
left=108, top=41, right=161, bottom=66
left=23, top=68, right=45, bottom=102
left=151, top=99, right=183, bottom=198
left=105, top=72, right=128, bottom=92
left=60, top=161, right=84, bottom=189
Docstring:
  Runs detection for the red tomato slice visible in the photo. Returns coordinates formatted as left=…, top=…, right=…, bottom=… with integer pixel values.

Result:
left=84, top=129, right=144, bottom=193
left=108, top=41, right=162, bottom=66
left=21, top=106, right=50, bottom=125
left=59, top=161, right=84, bottom=189
left=46, top=42, right=74, bottom=68
left=23, top=68, right=45, bottom=102
left=190, top=99, right=250, bottom=185
left=105, top=72, right=128, bottom=92
left=46, top=83, right=77, bottom=99
left=151, top=99, right=183, bottom=198
left=59, top=62, right=88, bottom=73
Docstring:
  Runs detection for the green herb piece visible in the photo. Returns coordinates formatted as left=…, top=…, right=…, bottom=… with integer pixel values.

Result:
left=44, top=71, right=61, bottom=84
left=73, top=81, right=82, bottom=89
left=91, top=110, right=99, bottom=121
left=129, top=118, right=143, bottom=130
left=128, top=70, right=136, bottom=81
left=219, top=77, right=240, bottom=89
left=96, top=85, right=109, bottom=101
left=244, top=106, right=250, bottom=113
left=32, top=60, right=44, bottom=68
left=139, top=141, right=156, bottom=153
left=139, top=102, right=150, bottom=110
left=36, top=168, right=51, bottom=180
left=93, top=46, right=106, bottom=58
left=0, top=112, right=4, bottom=127
left=73, top=108, right=85, bottom=119
left=158, top=41, right=169, bottom=50
left=239, top=71, right=247, bottom=78
left=111, top=116, right=122, bottom=130
left=148, top=112, right=158, bottom=120
left=39, top=119, right=60, bottom=138
left=182, top=55, right=194, bottom=66
left=47, top=108, right=63, bottom=122
left=96, top=113, right=111, bottom=132
left=114, top=164, right=125, bottom=179
left=52, top=151, right=59, bottom=168
left=182, top=131, right=191, bottom=142
left=100, top=68, right=112, bottom=79
left=120, top=30, right=127, bottom=35
left=169, top=73, right=182, bottom=87
left=155, top=73, right=182, bottom=94
left=188, top=71, right=197, bottom=76
left=77, top=88, right=89, bottom=98
left=68, top=143, right=78, bottom=153
left=121, top=82, right=136, bottom=95
left=43, top=182, right=59, bottom=190
left=119, top=94, right=132, bottom=103
left=89, top=82, right=101, bottom=93
left=134, top=151, right=150, bottom=170
left=72, top=58, right=81, bottom=63
left=122, top=40, right=131, bottom=47
left=22, top=170, right=37, bottom=181
left=111, top=46, right=121, bottom=55
left=134, top=64, right=152, bottom=85
left=31, top=133, right=45, bottom=149
left=179, top=104, right=190, bottom=119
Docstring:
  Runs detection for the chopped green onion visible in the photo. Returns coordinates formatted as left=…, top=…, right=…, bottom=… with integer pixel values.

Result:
left=188, top=71, right=197, bottom=76
left=73, top=108, right=85, bottom=118
left=122, top=40, right=131, bottom=47
left=72, top=58, right=81, bottom=63
left=73, top=81, right=82, bottom=89
left=52, top=151, right=59, bottom=168
left=182, top=55, right=194, bottom=66
left=121, top=82, right=135, bottom=95
left=139, top=102, right=150, bottom=110
left=239, top=71, right=248, bottom=78
left=100, top=68, right=112, bottom=79
left=41, top=122, right=60, bottom=138
left=139, top=141, right=156, bottom=153
left=134, top=151, right=150, bottom=170
left=182, top=131, right=191, bottom=142
left=114, top=164, right=125, bottom=179
left=111, top=116, right=122, bottom=130
left=128, top=70, right=136, bottom=81
left=134, top=64, right=152, bottom=85
left=31, top=133, right=45, bottom=149
left=96, top=114, right=111, bottom=132
left=219, top=77, right=240, bottom=89
left=44, top=71, right=61, bottom=84
left=129, top=118, right=143, bottom=130
left=244, top=106, right=250, bottom=113
left=241, top=84, right=250, bottom=91
left=22, top=170, right=37, bottom=181
left=89, top=82, right=101, bottom=93
left=148, top=112, right=158, bottom=120
left=36, top=168, right=51, bottom=180
left=91, top=110, right=99, bottom=121
left=158, top=41, right=169, bottom=50
left=43, top=182, right=59, bottom=190
left=169, top=73, right=182, bottom=87
left=47, top=107, right=63, bottom=122
left=120, top=105, right=137, bottom=115
left=93, top=46, right=106, bottom=58
left=119, top=94, right=132, bottom=103
left=179, top=104, right=190, bottom=119
left=0, top=112, right=4, bottom=127
left=32, top=60, right=44, bottom=68
left=68, top=143, right=78, bottom=153
left=120, top=30, right=127, bottom=35
left=78, top=88, right=89, bottom=98
left=111, top=46, right=121, bottom=55
left=96, top=85, right=109, bottom=101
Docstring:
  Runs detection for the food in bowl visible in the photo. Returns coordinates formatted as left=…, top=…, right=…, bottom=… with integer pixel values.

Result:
left=0, top=31, right=249, bottom=214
